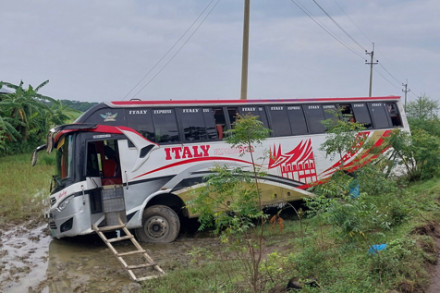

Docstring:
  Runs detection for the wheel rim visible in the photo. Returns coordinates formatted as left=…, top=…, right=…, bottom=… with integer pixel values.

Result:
left=145, top=216, right=168, bottom=239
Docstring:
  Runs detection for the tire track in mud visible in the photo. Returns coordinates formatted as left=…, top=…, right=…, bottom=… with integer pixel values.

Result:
left=0, top=221, right=219, bottom=293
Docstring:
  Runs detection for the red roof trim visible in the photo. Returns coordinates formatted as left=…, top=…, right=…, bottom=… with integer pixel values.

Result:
left=53, top=125, right=155, bottom=145
left=110, top=96, right=400, bottom=106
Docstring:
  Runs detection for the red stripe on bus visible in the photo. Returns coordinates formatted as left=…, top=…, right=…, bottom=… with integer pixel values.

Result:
left=134, top=157, right=256, bottom=179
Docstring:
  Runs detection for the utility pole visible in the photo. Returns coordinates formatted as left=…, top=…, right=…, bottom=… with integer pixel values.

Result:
left=402, top=81, right=410, bottom=110
left=365, top=43, right=378, bottom=97
left=240, top=0, right=250, bottom=100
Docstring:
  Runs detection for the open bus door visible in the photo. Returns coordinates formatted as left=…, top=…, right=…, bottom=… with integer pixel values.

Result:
left=86, top=138, right=126, bottom=226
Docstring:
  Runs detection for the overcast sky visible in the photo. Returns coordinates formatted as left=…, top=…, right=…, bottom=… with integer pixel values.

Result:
left=1, top=0, right=439, bottom=103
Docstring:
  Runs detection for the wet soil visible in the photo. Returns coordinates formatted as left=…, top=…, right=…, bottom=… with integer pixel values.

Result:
left=3, top=218, right=440, bottom=293
left=0, top=219, right=219, bottom=293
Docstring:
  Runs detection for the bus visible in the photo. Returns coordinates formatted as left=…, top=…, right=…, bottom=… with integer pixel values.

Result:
left=33, top=96, right=409, bottom=243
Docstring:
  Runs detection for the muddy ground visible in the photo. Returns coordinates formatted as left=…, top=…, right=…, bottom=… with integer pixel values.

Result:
left=0, top=219, right=219, bottom=293
left=2, top=219, right=440, bottom=293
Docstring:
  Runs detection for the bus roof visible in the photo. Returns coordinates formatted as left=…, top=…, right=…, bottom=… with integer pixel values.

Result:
left=108, top=96, right=400, bottom=107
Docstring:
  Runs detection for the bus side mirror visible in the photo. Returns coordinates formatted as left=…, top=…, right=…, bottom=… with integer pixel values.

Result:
left=31, top=144, right=47, bottom=166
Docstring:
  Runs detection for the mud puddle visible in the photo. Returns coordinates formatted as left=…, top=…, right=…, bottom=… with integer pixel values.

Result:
left=0, top=222, right=51, bottom=293
left=0, top=222, right=218, bottom=293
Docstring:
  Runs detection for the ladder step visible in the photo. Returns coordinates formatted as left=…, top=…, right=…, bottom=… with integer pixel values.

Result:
left=108, top=235, right=134, bottom=243
left=94, top=220, right=165, bottom=281
left=126, top=263, right=156, bottom=270
left=95, top=224, right=125, bottom=232
left=118, top=250, right=146, bottom=256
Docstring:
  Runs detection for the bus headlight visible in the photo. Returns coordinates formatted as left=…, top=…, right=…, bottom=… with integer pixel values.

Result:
left=58, top=197, right=71, bottom=211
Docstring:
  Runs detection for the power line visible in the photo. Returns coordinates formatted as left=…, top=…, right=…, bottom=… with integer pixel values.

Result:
left=331, top=0, right=373, bottom=46
left=311, top=0, right=366, bottom=52
left=378, top=63, right=401, bottom=86
left=291, top=0, right=422, bottom=98
left=123, top=0, right=220, bottom=100
left=287, top=0, right=365, bottom=60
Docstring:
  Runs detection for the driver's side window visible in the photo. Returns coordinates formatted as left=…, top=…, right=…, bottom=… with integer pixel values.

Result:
left=86, top=142, right=100, bottom=177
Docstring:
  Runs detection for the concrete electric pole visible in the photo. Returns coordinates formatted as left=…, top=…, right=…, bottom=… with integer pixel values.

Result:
left=365, top=43, right=378, bottom=97
left=240, top=0, right=250, bottom=100
left=402, top=81, right=410, bottom=110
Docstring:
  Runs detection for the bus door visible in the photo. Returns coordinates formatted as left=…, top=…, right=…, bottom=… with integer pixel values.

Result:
left=86, top=139, right=126, bottom=226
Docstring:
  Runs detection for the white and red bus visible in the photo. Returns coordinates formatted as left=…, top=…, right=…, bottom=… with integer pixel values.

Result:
left=34, top=96, right=408, bottom=243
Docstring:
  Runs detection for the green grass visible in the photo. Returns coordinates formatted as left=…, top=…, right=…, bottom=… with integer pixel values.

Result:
left=138, top=178, right=440, bottom=293
left=0, top=152, right=54, bottom=225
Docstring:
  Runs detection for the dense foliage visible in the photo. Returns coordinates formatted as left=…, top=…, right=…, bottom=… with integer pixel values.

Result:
left=185, top=96, right=440, bottom=292
left=0, top=81, right=76, bottom=156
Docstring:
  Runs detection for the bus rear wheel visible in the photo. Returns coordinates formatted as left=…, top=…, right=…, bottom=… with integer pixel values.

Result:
left=135, top=205, right=180, bottom=243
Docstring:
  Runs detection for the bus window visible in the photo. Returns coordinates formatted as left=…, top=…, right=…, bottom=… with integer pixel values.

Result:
left=239, top=106, right=269, bottom=128
left=213, top=107, right=226, bottom=139
left=386, top=102, right=403, bottom=127
left=368, top=102, right=391, bottom=129
left=179, top=108, right=208, bottom=142
left=86, top=142, right=100, bottom=177
left=287, top=105, right=307, bottom=135
left=268, top=105, right=291, bottom=136
left=339, top=104, right=356, bottom=123
left=152, top=108, right=179, bottom=144
left=202, top=108, right=219, bottom=140
left=304, top=104, right=326, bottom=134
left=56, top=135, right=75, bottom=180
left=87, top=108, right=125, bottom=125
left=125, top=108, right=155, bottom=142
left=352, top=103, right=372, bottom=129
left=323, top=104, right=339, bottom=121
left=227, top=107, right=238, bottom=127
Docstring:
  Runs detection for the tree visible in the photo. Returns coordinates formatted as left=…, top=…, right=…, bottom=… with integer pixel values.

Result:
left=0, top=80, right=68, bottom=155
left=406, top=95, right=439, bottom=121
left=406, top=95, right=440, bottom=136
left=191, top=114, right=270, bottom=292
left=386, top=95, right=440, bottom=180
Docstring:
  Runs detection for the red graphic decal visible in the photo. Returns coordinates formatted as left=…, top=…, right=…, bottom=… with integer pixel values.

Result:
left=134, top=156, right=255, bottom=179
left=320, top=131, right=370, bottom=176
left=165, top=145, right=210, bottom=160
left=319, top=130, right=391, bottom=178
left=269, top=139, right=317, bottom=184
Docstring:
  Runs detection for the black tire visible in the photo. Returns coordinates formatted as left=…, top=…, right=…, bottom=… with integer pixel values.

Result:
left=135, top=205, right=180, bottom=243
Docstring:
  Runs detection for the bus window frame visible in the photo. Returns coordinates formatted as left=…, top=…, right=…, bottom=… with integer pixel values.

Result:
left=266, top=105, right=293, bottom=137
left=286, top=104, right=308, bottom=136
left=367, top=102, right=393, bottom=129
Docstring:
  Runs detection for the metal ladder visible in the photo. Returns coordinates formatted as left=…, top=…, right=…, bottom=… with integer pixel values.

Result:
left=93, top=218, right=165, bottom=282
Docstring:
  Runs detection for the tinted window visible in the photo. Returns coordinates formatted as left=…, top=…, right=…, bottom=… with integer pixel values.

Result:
left=352, top=103, right=372, bottom=129
left=368, top=102, right=390, bottom=129
left=268, top=106, right=291, bottom=136
left=87, top=108, right=125, bottom=125
left=322, top=104, right=339, bottom=121
left=152, top=109, right=179, bottom=143
left=239, top=106, right=269, bottom=128
left=287, top=105, right=308, bottom=135
left=179, top=108, right=207, bottom=142
left=125, top=108, right=155, bottom=141
left=304, top=104, right=326, bottom=134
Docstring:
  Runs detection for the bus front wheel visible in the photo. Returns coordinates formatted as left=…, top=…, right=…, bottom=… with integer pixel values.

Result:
left=135, top=205, right=180, bottom=243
